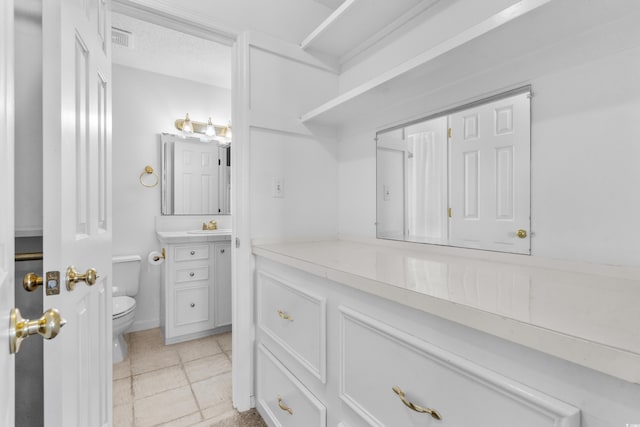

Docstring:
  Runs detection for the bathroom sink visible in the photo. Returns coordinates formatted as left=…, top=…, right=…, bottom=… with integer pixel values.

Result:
left=187, top=229, right=232, bottom=235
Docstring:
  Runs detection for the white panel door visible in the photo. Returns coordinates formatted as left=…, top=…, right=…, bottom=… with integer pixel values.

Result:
left=42, top=0, right=112, bottom=426
left=449, top=92, right=530, bottom=254
left=0, top=0, right=15, bottom=424
left=173, top=141, right=219, bottom=214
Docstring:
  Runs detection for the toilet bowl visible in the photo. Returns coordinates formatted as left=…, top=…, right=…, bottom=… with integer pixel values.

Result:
left=112, top=255, right=141, bottom=363
left=113, top=295, right=136, bottom=363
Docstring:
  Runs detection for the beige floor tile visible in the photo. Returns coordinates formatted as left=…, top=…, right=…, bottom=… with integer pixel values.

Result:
left=129, top=328, right=165, bottom=353
left=113, top=403, right=133, bottom=427
left=113, top=377, right=132, bottom=407
left=215, top=332, right=232, bottom=352
left=134, top=385, right=199, bottom=427
left=133, top=364, right=189, bottom=400
left=130, top=346, right=181, bottom=375
left=184, top=353, right=231, bottom=383
left=173, top=335, right=222, bottom=363
left=191, top=372, right=232, bottom=410
left=159, top=411, right=203, bottom=427
left=200, top=399, right=236, bottom=423
left=113, top=357, right=131, bottom=381
left=224, top=350, right=232, bottom=361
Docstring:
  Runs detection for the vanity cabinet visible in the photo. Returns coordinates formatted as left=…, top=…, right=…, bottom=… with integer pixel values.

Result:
left=254, top=255, right=586, bottom=427
left=157, top=233, right=232, bottom=344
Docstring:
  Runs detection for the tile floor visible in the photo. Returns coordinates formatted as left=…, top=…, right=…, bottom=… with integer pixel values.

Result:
left=113, top=329, right=266, bottom=427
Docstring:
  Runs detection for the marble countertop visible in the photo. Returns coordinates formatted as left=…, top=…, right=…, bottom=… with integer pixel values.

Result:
left=253, top=239, right=640, bottom=384
left=157, top=230, right=232, bottom=243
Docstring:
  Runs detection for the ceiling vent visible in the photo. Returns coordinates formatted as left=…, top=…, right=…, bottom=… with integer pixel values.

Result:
left=111, top=27, right=133, bottom=48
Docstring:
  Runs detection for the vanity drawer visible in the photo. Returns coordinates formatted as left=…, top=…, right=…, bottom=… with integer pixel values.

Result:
left=339, top=306, right=580, bottom=427
left=257, top=272, right=326, bottom=382
left=257, top=344, right=326, bottom=427
left=174, top=286, right=211, bottom=327
left=173, top=245, right=209, bottom=262
left=175, top=266, right=209, bottom=283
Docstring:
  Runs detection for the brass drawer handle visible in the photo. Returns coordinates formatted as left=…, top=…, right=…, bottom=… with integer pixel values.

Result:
left=277, top=309, right=294, bottom=321
left=392, top=386, right=441, bottom=420
left=277, top=396, right=293, bottom=415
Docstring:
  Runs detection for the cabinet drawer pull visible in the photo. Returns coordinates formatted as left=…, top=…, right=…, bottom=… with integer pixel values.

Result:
left=190, top=303, right=195, bottom=308
left=220, top=249, right=225, bottom=254
left=277, top=396, right=293, bottom=415
left=189, top=272, right=195, bottom=277
left=392, top=386, right=441, bottom=420
left=190, top=251, right=196, bottom=255
left=277, top=309, right=294, bottom=321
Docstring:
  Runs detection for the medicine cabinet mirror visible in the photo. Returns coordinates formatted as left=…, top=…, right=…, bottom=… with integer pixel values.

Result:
left=376, top=90, right=531, bottom=254
left=161, top=133, right=231, bottom=215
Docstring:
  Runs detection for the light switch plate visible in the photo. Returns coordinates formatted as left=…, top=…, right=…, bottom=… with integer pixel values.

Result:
left=272, top=177, right=284, bottom=198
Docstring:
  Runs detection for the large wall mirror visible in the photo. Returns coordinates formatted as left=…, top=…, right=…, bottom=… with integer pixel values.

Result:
left=161, top=133, right=231, bottom=215
left=376, top=89, right=531, bottom=254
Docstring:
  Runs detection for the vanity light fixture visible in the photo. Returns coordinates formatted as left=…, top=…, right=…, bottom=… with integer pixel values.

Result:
left=205, top=117, right=216, bottom=137
left=224, top=121, right=232, bottom=139
left=174, top=115, right=232, bottom=143
left=181, top=113, right=193, bottom=134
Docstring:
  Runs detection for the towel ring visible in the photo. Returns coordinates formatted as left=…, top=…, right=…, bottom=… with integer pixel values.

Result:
left=140, top=165, right=159, bottom=188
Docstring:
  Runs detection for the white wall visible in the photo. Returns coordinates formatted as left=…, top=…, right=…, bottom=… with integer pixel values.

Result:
left=112, top=64, right=231, bottom=330
left=338, top=44, right=640, bottom=267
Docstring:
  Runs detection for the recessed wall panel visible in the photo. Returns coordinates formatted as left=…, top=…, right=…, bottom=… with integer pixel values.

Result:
left=75, top=34, right=90, bottom=236
left=463, top=114, right=479, bottom=140
left=464, top=151, right=479, bottom=218
left=97, top=72, right=107, bottom=231
left=496, top=147, right=514, bottom=219
left=495, top=105, right=514, bottom=135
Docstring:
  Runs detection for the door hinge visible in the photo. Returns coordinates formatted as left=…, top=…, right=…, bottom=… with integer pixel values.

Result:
left=235, top=237, right=240, bottom=248
left=448, top=207, right=452, bottom=218
left=218, top=159, right=221, bottom=165
left=447, top=128, right=452, bottom=138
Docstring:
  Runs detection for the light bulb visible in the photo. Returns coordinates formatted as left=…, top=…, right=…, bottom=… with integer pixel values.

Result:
left=182, top=113, right=193, bottom=134
left=205, top=117, right=215, bottom=137
left=225, top=122, right=232, bottom=140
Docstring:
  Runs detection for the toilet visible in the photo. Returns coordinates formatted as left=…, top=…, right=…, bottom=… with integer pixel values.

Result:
left=112, top=255, right=141, bottom=363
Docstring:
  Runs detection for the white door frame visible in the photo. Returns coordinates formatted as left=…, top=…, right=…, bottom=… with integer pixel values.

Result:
left=0, top=0, right=15, bottom=424
left=111, top=1, right=253, bottom=411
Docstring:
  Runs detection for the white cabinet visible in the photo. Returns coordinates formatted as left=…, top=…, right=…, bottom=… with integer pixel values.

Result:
left=254, top=256, right=583, bottom=427
left=214, top=241, right=232, bottom=328
left=158, top=234, right=232, bottom=344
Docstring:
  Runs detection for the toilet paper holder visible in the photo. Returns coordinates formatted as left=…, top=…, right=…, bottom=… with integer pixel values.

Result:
left=153, top=248, right=166, bottom=262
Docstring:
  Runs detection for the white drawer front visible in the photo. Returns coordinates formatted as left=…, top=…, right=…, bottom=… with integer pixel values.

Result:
left=175, top=287, right=211, bottom=326
left=257, top=344, right=326, bottom=427
left=175, top=266, right=209, bottom=283
left=174, top=245, right=209, bottom=262
left=257, top=272, right=326, bottom=383
left=339, top=306, right=580, bottom=427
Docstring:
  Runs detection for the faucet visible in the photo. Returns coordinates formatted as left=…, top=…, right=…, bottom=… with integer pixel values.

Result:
left=202, top=220, right=218, bottom=230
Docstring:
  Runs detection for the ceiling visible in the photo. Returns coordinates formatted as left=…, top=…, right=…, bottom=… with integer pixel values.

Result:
left=111, top=12, right=232, bottom=88
left=111, top=0, right=342, bottom=89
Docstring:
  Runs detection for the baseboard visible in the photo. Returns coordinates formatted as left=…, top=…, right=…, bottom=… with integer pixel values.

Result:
left=128, top=319, right=160, bottom=332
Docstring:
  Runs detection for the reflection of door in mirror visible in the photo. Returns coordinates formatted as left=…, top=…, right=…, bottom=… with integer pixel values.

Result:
left=173, top=141, right=219, bottom=214
left=161, top=133, right=231, bottom=215
left=376, top=89, right=530, bottom=254
left=449, top=92, right=530, bottom=254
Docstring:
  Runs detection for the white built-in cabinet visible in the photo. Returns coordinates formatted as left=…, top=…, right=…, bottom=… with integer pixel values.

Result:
left=158, top=235, right=232, bottom=344
left=254, top=256, right=582, bottom=427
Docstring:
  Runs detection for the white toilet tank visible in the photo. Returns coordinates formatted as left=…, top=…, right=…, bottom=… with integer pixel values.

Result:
left=112, top=255, right=142, bottom=297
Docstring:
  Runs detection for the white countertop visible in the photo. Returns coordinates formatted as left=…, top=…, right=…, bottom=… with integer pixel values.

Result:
left=157, top=230, right=232, bottom=243
left=253, top=239, right=640, bottom=384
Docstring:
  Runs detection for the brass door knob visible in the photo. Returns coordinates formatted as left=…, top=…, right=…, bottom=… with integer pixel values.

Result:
left=66, top=266, right=98, bottom=291
left=10, top=308, right=66, bottom=354
left=516, top=229, right=527, bottom=239
left=23, top=272, right=44, bottom=292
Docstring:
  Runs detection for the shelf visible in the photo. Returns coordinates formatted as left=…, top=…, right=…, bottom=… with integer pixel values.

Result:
left=300, top=0, right=437, bottom=61
left=300, top=0, right=640, bottom=128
